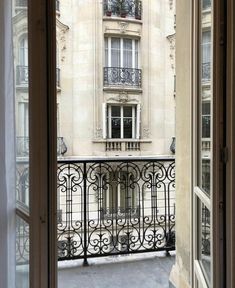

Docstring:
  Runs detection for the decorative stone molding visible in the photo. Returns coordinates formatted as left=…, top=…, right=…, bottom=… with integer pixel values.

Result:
left=95, top=127, right=102, bottom=139
left=143, top=127, right=150, bottom=138
left=107, top=92, right=138, bottom=103
left=56, top=19, right=69, bottom=62
left=167, top=33, right=176, bottom=70
left=169, top=0, right=173, bottom=10
left=104, top=23, right=141, bottom=37
left=118, top=21, right=129, bottom=34
left=119, top=91, right=128, bottom=102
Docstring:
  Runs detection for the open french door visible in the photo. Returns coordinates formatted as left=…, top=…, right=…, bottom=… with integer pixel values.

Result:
left=193, top=0, right=226, bottom=287
left=13, top=0, right=57, bottom=287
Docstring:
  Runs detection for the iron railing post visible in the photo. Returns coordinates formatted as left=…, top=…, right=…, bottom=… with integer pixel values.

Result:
left=83, top=162, right=89, bottom=266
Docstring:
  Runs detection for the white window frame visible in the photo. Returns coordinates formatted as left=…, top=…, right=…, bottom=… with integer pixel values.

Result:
left=106, top=104, right=137, bottom=139
left=105, top=37, right=139, bottom=69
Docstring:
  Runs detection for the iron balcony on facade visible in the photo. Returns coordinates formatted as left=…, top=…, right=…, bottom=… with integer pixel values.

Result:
left=16, top=157, right=175, bottom=265
left=104, top=0, right=142, bottom=20
left=16, top=65, right=28, bottom=86
left=15, top=0, right=27, bottom=7
left=104, top=67, right=142, bottom=88
left=202, top=62, right=211, bottom=82
left=16, top=65, right=61, bottom=87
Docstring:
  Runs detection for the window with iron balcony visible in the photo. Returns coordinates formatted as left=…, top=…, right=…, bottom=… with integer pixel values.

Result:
left=104, top=37, right=141, bottom=88
left=103, top=0, right=142, bottom=20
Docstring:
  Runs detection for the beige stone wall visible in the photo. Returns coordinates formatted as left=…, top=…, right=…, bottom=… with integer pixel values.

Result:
left=169, top=0, right=191, bottom=287
left=57, top=0, right=176, bottom=157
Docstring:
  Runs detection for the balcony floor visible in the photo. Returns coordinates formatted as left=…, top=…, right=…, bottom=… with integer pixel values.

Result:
left=58, top=251, right=175, bottom=288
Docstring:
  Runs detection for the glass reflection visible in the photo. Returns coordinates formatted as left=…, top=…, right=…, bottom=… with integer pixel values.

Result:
left=16, top=216, right=30, bottom=288
left=200, top=203, right=211, bottom=284
left=200, top=0, right=212, bottom=196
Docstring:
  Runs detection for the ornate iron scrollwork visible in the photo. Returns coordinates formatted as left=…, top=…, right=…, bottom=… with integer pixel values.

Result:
left=104, top=0, right=142, bottom=19
left=104, top=67, right=142, bottom=88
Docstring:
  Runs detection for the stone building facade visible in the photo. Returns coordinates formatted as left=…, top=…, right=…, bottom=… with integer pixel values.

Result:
left=55, top=0, right=176, bottom=157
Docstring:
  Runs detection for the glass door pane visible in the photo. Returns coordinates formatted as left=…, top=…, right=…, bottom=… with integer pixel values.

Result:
left=194, top=0, right=213, bottom=286
left=13, top=0, right=30, bottom=287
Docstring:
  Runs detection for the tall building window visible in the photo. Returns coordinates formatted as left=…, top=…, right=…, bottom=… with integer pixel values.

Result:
left=202, top=0, right=211, bottom=10
left=19, top=37, right=28, bottom=66
left=17, top=37, right=28, bottom=85
left=105, top=37, right=139, bottom=69
left=202, top=101, right=210, bottom=138
left=202, top=31, right=211, bottom=81
left=107, top=105, right=137, bottom=139
left=102, top=171, right=138, bottom=216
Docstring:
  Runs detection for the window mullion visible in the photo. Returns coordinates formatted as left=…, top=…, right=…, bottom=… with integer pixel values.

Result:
left=121, top=106, right=124, bottom=138
left=120, top=38, right=123, bottom=68
left=132, top=39, right=135, bottom=69
left=132, top=106, right=135, bottom=139
left=108, top=37, right=111, bottom=67
left=108, top=105, right=111, bottom=138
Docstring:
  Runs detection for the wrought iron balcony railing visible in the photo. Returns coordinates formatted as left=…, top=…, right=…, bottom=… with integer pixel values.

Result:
left=104, top=67, right=142, bottom=88
left=15, top=0, right=27, bottom=7
left=16, top=157, right=175, bottom=265
left=16, top=65, right=28, bottom=85
left=202, top=62, right=211, bottom=82
left=57, top=137, right=67, bottom=156
left=106, top=140, right=140, bottom=152
left=104, top=0, right=142, bottom=20
left=16, top=136, right=67, bottom=157
left=16, top=65, right=61, bottom=87
left=57, top=157, right=175, bottom=263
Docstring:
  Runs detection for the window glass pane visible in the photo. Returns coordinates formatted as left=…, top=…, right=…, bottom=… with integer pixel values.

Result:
left=105, top=38, right=108, bottom=66
left=16, top=216, right=29, bottom=288
left=123, top=106, right=132, bottom=117
left=199, top=0, right=212, bottom=196
left=111, top=38, right=120, bottom=67
left=123, top=39, right=132, bottom=68
left=135, top=40, right=139, bottom=68
left=199, top=203, right=211, bottom=284
left=111, top=118, right=121, bottom=138
left=111, top=105, right=120, bottom=117
left=123, top=118, right=132, bottom=138
left=202, top=102, right=210, bottom=138
left=203, top=0, right=211, bottom=10
left=202, top=31, right=211, bottom=82
left=13, top=1, right=30, bottom=286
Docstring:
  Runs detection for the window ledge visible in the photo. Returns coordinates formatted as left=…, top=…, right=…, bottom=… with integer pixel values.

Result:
left=93, top=139, right=152, bottom=143
left=103, top=87, right=142, bottom=93
left=103, top=16, right=143, bottom=25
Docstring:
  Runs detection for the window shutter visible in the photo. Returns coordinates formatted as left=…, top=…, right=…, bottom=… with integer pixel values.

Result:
left=136, top=104, right=141, bottom=139
left=102, top=103, right=107, bottom=139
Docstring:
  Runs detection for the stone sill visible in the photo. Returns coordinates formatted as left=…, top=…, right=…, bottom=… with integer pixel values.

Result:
left=103, top=87, right=142, bottom=93
left=93, top=139, right=152, bottom=143
left=103, top=16, right=143, bottom=25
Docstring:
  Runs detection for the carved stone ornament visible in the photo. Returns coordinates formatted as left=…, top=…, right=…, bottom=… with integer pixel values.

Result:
left=118, top=22, right=129, bottom=34
left=143, top=127, right=150, bottom=138
left=167, top=33, right=176, bottom=70
left=56, top=19, right=69, bottom=62
left=95, top=128, right=102, bottom=139
left=169, top=0, right=173, bottom=10
left=119, top=92, right=128, bottom=103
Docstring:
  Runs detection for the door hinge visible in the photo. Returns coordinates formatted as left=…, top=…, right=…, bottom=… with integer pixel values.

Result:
left=220, top=147, right=228, bottom=163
